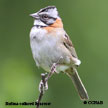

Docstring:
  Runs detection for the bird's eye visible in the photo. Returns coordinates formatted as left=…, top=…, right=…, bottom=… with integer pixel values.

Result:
left=42, top=14, right=48, bottom=19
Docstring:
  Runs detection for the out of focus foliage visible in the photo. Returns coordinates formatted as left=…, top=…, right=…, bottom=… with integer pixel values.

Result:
left=0, top=0, right=107, bottom=108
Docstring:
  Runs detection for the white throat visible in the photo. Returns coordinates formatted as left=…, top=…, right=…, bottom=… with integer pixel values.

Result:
left=34, top=20, right=47, bottom=26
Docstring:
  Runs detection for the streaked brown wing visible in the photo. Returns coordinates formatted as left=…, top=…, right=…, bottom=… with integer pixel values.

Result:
left=63, top=33, right=78, bottom=58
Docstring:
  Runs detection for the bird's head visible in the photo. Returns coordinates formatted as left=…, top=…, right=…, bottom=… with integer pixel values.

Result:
left=30, top=6, right=63, bottom=28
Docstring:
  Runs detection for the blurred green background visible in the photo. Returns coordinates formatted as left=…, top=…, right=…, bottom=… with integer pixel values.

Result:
left=0, top=0, right=107, bottom=108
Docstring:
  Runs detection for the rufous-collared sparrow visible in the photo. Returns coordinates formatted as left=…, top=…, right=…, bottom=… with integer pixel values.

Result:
left=30, top=6, right=89, bottom=100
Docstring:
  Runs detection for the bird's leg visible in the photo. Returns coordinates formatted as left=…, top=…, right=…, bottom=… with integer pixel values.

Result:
left=46, top=63, right=57, bottom=80
left=39, top=63, right=58, bottom=93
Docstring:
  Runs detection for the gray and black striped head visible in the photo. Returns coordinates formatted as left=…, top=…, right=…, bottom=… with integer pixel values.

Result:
left=30, top=6, right=60, bottom=27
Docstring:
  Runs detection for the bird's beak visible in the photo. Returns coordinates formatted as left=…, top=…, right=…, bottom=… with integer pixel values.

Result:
left=29, top=13, right=39, bottom=19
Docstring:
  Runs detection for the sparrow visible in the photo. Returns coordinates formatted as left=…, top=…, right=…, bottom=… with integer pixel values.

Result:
left=30, top=6, right=89, bottom=100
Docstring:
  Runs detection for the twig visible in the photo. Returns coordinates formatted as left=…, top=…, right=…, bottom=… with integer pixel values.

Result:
left=36, top=63, right=57, bottom=108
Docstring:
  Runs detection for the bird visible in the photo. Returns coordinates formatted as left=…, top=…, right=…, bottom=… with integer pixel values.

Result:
left=29, top=6, right=89, bottom=100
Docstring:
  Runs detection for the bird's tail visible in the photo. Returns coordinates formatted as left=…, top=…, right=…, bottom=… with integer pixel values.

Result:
left=66, top=67, right=89, bottom=100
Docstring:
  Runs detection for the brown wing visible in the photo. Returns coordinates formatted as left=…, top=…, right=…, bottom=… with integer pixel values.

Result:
left=63, top=33, right=78, bottom=58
